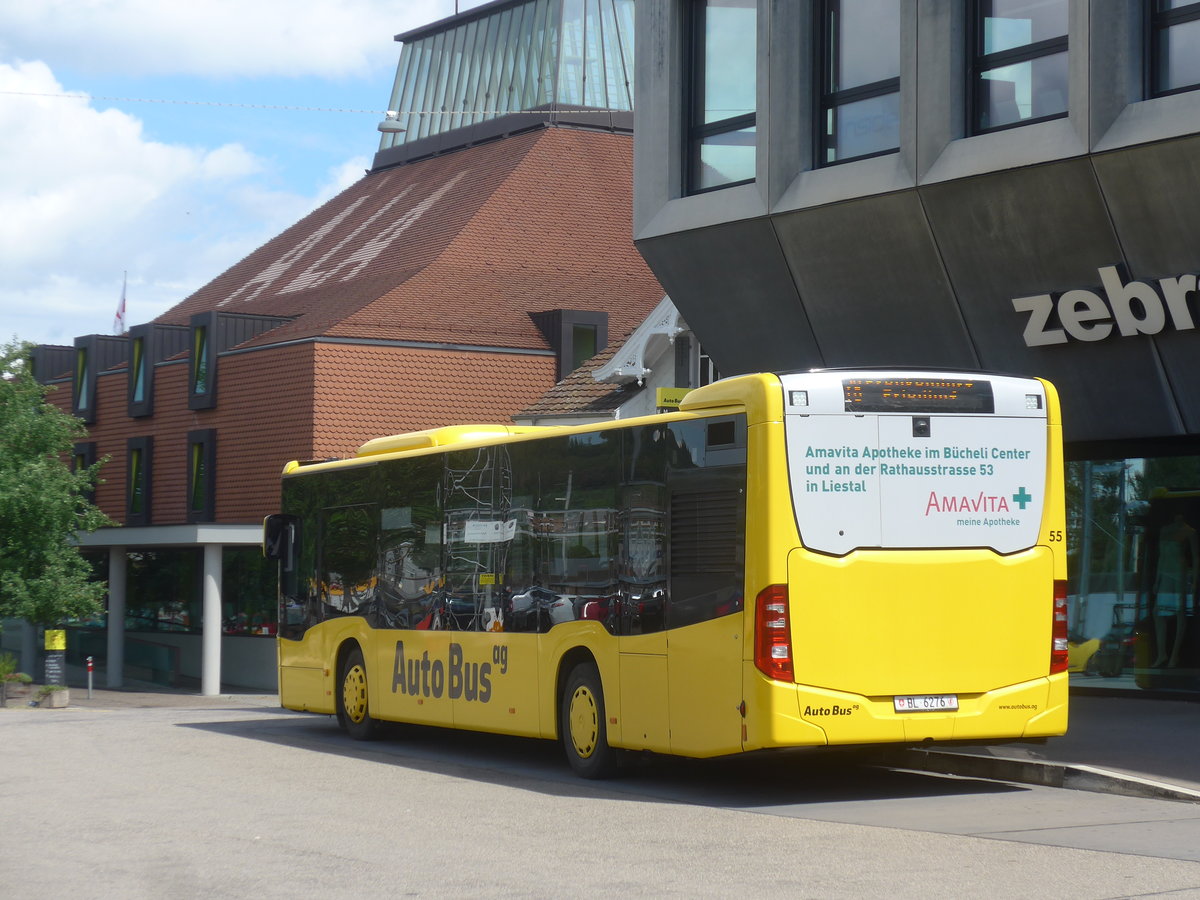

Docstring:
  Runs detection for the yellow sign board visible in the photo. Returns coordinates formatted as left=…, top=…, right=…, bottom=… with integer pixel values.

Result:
left=44, top=629, right=66, bottom=651
left=478, top=574, right=497, bottom=586
left=655, top=387, right=689, bottom=410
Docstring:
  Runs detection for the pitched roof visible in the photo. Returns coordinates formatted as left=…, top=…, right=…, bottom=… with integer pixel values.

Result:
left=153, top=126, right=662, bottom=353
left=515, top=336, right=644, bottom=418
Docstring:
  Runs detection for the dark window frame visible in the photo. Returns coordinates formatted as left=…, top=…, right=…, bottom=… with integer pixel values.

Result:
left=685, top=0, right=757, bottom=195
left=126, top=436, right=153, bottom=526
left=127, top=327, right=151, bottom=417
left=73, top=441, right=98, bottom=504
left=967, top=0, right=1069, bottom=135
left=189, top=311, right=217, bottom=410
left=187, top=428, right=217, bottom=523
left=815, top=0, right=901, bottom=167
left=72, top=342, right=94, bottom=423
left=1148, top=0, right=1200, bottom=98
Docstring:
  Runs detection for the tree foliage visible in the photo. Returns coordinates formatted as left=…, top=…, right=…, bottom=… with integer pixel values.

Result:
left=0, top=340, right=113, bottom=625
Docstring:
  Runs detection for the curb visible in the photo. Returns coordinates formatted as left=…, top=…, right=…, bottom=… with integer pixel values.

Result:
left=893, top=748, right=1200, bottom=805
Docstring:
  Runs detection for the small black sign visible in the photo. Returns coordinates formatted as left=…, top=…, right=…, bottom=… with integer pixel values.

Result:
left=43, top=651, right=66, bottom=686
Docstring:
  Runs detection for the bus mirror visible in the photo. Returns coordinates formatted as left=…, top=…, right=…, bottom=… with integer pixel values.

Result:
left=263, top=514, right=299, bottom=572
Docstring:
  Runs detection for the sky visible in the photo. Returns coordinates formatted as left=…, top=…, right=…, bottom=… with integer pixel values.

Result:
left=0, top=0, right=491, bottom=348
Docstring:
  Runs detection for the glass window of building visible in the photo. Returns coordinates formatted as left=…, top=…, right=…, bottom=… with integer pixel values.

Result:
left=73, top=345, right=89, bottom=415
left=130, top=335, right=146, bottom=403
left=1067, top=455, right=1200, bottom=694
left=222, top=547, right=279, bottom=636
left=970, top=0, right=1068, bottom=133
left=125, top=549, right=201, bottom=634
left=126, top=437, right=152, bottom=525
left=818, top=0, right=901, bottom=165
left=686, top=0, right=757, bottom=193
left=571, top=323, right=598, bottom=372
left=192, top=324, right=208, bottom=396
left=1150, top=1, right=1200, bottom=96
left=379, top=0, right=634, bottom=149
left=187, top=429, right=216, bottom=523
left=188, top=313, right=219, bottom=410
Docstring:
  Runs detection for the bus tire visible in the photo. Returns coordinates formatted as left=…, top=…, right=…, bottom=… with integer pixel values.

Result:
left=338, top=646, right=381, bottom=741
left=561, top=661, right=617, bottom=779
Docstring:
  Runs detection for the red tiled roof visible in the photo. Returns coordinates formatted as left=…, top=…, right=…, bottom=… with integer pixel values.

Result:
left=154, top=127, right=662, bottom=352
left=516, top=337, right=643, bottom=418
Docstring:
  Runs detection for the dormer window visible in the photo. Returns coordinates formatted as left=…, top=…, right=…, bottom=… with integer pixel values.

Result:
left=532, top=309, right=609, bottom=381
left=131, top=335, right=146, bottom=403
left=74, top=344, right=91, bottom=420
left=128, top=324, right=187, bottom=418
left=189, top=311, right=217, bottom=410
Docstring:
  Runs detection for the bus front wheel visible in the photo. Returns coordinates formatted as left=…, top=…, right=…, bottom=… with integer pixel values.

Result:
left=338, top=646, right=381, bottom=741
left=561, top=662, right=617, bottom=779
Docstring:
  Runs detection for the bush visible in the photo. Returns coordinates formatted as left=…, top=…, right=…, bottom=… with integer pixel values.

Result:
left=0, top=651, right=31, bottom=683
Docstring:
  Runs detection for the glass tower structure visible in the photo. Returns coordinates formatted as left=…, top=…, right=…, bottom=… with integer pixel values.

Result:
left=380, top=0, right=634, bottom=150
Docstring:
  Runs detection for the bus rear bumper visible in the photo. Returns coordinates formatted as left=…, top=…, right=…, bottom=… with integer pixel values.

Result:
left=742, top=667, right=1069, bottom=751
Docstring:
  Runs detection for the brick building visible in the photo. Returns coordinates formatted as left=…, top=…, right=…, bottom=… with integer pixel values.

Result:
left=17, top=0, right=657, bottom=692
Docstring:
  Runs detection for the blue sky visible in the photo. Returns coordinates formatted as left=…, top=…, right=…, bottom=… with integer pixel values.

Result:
left=0, top=0, right=489, bottom=347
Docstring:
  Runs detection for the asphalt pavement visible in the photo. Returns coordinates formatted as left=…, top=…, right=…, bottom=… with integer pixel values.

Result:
left=9, top=677, right=1197, bottom=804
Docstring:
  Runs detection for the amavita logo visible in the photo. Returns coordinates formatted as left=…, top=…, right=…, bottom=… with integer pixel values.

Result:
left=1012, top=265, right=1198, bottom=347
left=925, top=491, right=1011, bottom=515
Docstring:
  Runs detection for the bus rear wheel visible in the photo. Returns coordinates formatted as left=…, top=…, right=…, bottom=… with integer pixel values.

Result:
left=338, top=646, right=381, bottom=741
left=561, top=661, right=617, bottom=779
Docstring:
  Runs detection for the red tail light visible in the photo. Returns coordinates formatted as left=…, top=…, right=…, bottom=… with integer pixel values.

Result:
left=755, top=584, right=794, bottom=681
left=1050, top=579, right=1069, bottom=674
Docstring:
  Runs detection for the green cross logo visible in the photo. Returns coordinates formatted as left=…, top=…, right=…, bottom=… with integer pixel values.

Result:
left=1012, top=487, right=1033, bottom=510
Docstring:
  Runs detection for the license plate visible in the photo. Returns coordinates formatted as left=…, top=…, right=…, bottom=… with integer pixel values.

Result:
left=893, top=694, right=959, bottom=713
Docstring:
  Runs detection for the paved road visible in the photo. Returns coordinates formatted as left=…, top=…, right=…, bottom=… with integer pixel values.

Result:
left=3, top=698, right=1200, bottom=898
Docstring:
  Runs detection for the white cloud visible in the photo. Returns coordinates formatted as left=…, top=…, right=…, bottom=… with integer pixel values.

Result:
left=0, top=59, right=365, bottom=345
left=0, top=0, right=492, bottom=347
left=0, top=0, right=454, bottom=79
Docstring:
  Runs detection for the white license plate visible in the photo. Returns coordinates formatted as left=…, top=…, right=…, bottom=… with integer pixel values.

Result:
left=893, top=694, right=959, bottom=713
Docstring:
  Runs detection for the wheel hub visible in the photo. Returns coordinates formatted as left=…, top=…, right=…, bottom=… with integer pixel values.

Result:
left=569, top=685, right=598, bottom=758
left=343, top=664, right=368, bottom=724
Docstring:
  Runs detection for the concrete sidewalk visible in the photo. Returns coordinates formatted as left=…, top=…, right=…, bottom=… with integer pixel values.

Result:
left=894, top=692, right=1200, bottom=803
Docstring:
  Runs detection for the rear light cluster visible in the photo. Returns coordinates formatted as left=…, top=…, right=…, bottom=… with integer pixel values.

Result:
left=1050, top=579, right=1069, bottom=674
left=754, top=585, right=794, bottom=681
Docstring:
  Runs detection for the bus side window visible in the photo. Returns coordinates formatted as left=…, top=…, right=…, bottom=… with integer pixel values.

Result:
left=320, top=505, right=379, bottom=619
left=667, top=419, right=746, bottom=629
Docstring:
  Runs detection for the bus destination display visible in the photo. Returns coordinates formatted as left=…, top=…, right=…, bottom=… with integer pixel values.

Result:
left=843, top=378, right=995, bottom=414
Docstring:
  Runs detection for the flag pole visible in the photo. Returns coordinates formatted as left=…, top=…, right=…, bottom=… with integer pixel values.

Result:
left=114, top=271, right=127, bottom=335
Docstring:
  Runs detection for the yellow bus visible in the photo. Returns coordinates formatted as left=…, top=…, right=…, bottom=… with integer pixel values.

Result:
left=264, top=370, right=1068, bottom=778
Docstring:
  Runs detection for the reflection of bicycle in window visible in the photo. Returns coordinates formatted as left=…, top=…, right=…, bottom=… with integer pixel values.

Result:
left=1084, top=604, right=1136, bottom=677
left=418, top=592, right=480, bottom=631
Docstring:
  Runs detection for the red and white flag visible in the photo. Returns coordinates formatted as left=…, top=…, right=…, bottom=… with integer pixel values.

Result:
left=113, top=273, right=127, bottom=335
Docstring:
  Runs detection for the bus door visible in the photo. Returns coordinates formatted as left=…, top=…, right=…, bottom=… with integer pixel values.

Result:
left=616, top=473, right=670, bottom=752
left=616, top=418, right=747, bottom=755
left=617, top=574, right=670, bottom=751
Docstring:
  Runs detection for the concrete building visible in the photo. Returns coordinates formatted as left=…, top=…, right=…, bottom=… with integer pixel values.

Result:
left=632, top=1, right=1200, bottom=693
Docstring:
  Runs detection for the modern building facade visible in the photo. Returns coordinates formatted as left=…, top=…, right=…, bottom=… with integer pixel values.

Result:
left=633, top=1, right=1200, bottom=693
left=7, top=0, right=661, bottom=693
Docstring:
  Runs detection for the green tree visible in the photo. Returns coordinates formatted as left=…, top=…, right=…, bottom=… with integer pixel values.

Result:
left=0, top=340, right=112, bottom=625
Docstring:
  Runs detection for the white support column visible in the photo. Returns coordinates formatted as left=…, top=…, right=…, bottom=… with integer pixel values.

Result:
left=201, top=544, right=223, bottom=696
left=106, top=546, right=127, bottom=689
